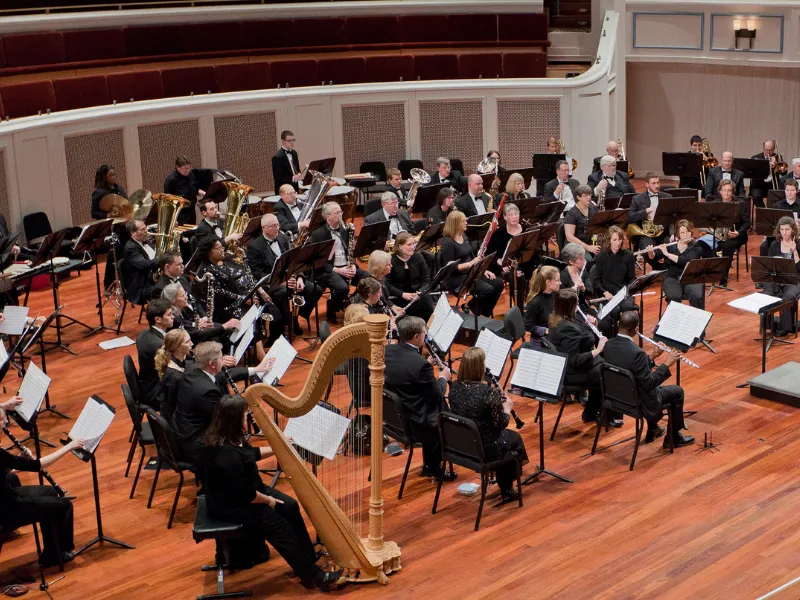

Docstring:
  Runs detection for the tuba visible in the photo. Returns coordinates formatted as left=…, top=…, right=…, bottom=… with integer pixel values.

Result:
left=151, top=193, right=188, bottom=256
left=293, top=171, right=337, bottom=247
left=221, top=182, right=254, bottom=263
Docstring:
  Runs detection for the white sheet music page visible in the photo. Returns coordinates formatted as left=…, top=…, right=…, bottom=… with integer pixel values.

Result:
left=233, top=325, right=254, bottom=365
left=283, top=404, right=351, bottom=461
left=261, top=335, right=297, bottom=384
left=69, top=397, right=115, bottom=454
left=728, top=292, right=782, bottom=315
left=655, top=302, right=712, bottom=347
left=475, top=328, right=512, bottom=378
left=230, top=304, right=265, bottom=343
left=598, top=285, right=628, bottom=321
left=0, top=341, right=7, bottom=366
left=428, top=294, right=451, bottom=339
left=0, top=305, right=30, bottom=335
left=511, top=348, right=566, bottom=397
left=432, top=310, right=462, bottom=352
left=16, top=362, right=51, bottom=422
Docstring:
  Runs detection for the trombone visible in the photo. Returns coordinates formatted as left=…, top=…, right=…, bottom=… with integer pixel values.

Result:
left=699, top=138, right=717, bottom=189
left=772, top=140, right=789, bottom=190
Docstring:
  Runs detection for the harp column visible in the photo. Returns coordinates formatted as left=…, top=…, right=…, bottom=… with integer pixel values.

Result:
left=364, top=314, right=402, bottom=580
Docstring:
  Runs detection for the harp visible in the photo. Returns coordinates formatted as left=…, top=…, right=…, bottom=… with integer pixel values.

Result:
left=243, top=314, right=401, bottom=584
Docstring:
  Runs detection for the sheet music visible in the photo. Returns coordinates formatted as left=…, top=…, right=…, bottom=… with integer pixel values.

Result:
left=655, top=302, right=713, bottom=347
left=597, top=285, right=628, bottom=321
left=475, top=328, right=512, bottom=378
left=230, top=303, right=265, bottom=343
left=68, top=397, right=115, bottom=454
left=260, top=335, right=297, bottom=385
left=432, top=310, right=463, bottom=353
left=98, top=336, right=135, bottom=350
left=0, top=305, right=29, bottom=335
left=510, top=348, right=566, bottom=397
left=233, top=325, right=254, bottom=365
left=728, top=292, right=783, bottom=315
left=16, top=362, right=51, bottom=422
left=0, top=341, right=7, bottom=366
left=428, top=294, right=451, bottom=339
left=284, top=404, right=351, bottom=461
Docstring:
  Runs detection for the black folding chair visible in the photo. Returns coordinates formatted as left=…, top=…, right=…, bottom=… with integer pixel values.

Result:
left=122, top=383, right=155, bottom=497
left=501, top=306, right=526, bottom=388
left=382, top=390, right=419, bottom=500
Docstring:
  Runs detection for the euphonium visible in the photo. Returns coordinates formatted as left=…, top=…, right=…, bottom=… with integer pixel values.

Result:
left=152, top=193, right=189, bottom=256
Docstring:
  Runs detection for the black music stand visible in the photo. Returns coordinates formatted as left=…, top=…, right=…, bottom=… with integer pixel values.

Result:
left=587, top=209, right=628, bottom=240
left=414, top=222, right=444, bottom=254
left=532, top=153, right=565, bottom=182
left=499, top=167, right=536, bottom=189
left=301, top=158, right=336, bottom=186
left=732, top=158, right=771, bottom=187
left=466, top=213, right=494, bottom=245
left=292, top=240, right=335, bottom=349
left=662, top=152, right=702, bottom=183
left=411, top=182, right=449, bottom=216
left=606, top=192, right=636, bottom=211
left=504, top=197, right=541, bottom=227
left=352, top=221, right=391, bottom=256
left=652, top=196, right=696, bottom=234
left=678, top=257, right=728, bottom=352
left=749, top=256, right=799, bottom=352
left=627, top=269, right=665, bottom=347
left=535, top=201, right=566, bottom=224
left=403, top=261, right=457, bottom=318
left=239, top=217, right=263, bottom=248
left=22, top=308, right=69, bottom=421
left=71, top=396, right=135, bottom=557
left=73, top=219, right=115, bottom=336
left=692, top=201, right=739, bottom=295
left=766, top=190, right=786, bottom=207
left=455, top=252, right=496, bottom=336
left=263, top=245, right=305, bottom=348
left=733, top=296, right=793, bottom=390
left=502, top=229, right=540, bottom=307
left=753, top=207, right=792, bottom=237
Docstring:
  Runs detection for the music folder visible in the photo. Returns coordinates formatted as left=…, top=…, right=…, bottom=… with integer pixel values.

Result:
left=654, top=302, right=712, bottom=351
left=475, top=328, right=512, bottom=378
left=510, top=347, right=567, bottom=401
left=67, top=394, right=116, bottom=460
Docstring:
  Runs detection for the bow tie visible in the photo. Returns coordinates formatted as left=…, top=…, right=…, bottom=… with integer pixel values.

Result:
left=649, top=193, right=658, bottom=197
left=722, top=170, right=730, bottom=173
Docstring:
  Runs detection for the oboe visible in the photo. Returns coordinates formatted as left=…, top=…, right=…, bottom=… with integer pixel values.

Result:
left=637, top=333, right=700, bottom=369
left=576, top=307, right=603, bottom=340
left=3, top=427, right=68, bottom=498
left=486, top=370, right=524, bottom=430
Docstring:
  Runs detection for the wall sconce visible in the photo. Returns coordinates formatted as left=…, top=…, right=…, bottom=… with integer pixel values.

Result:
left=734, top=19, right=757, bottom=50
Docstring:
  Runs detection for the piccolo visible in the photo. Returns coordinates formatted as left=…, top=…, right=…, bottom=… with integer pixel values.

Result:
left=486, top=370, right=524, bottom=429
left=576, top=307, right=603, bottom=340
left=3, top=427, right=69, bottom=498
left=637, top=333, right=700, bottom=369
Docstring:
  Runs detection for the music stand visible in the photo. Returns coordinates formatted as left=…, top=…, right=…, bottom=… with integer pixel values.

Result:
left=502, top=229, right=541, bottom=308
left=291, top=240, right=335, bottom=349
left=753, top=207, right=792, bottom=237
left=678, top=257, right=728, bottom=352
left=749, top=256, right=799, bottom=352
left=73, top=219, right=116, bottom=336
left=732, top=158, right=771, bottom=185
left=766, top=190, right=786, bottom=207
left=532, top=153, right=565, bottom=182
left=21, top=307, right=69, bottom=421
left=587, top=209, right=628, bottom=239
left=499, top=167, right=536, bottom=189
left=239, top=217, right=263, bottom=248
left=466, top=213, right=494, bottom=244
left=455, top=252, right=496, bottom=336
left=652, top=196, right=696, bottom=235
left=627, top=269, right=665, bottom=347
left=662, top=152, right=702, bottom=183
left=403, top=261, right=457, bottom=317
left=414, top=222, right=444, bottom=254
left=536, top=201, right=566, bottom=224
left=352, top=221, right=391, bottom=257
left=606, top=192, right=636, bottom=211
left=692, top=201, right=739, bottom=295
left=505, top=197, right=541, bottom=226
left=302, top=158, right=336, bottom=186
left=411, top=182, right=449, bottom=216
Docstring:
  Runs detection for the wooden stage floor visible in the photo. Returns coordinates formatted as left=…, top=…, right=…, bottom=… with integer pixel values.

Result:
left=1, top=234, right=799, bottom=600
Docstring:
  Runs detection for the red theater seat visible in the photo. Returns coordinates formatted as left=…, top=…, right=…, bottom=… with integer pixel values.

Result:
left=3, top=32, right=66, bottom=68
left=365, top=55, right=415, bottom=82
left=414, top=54, right=459, bottom=81
left=502, top=52, right=547, bottom=78
left=271, top=59, right=319, bottom=88
left=182, top=22, right=244, bottom=54
left=53, top=75, right=110, bottom=111
left=63, top=28, right=126, bottom=63
left=161, top=66, right=217, bottom=97
left=240, top=19, right=295, bottom=50
left=0, top=81, right=57, bottom=118
left=107, top=70, right=164, bottom=103
left=499, top=13, right=549, bottom=44
left=458, top=53, right=502, bottom=79
left=301, top=18, right=347, bottom=48
left=215, top=62, right=272, bottom=93
left=124, top=25, right=187, bottom=58
left=448, top=15, right=498, bottom=43
left=398, top=15, right=451, bottom=46
left=345, top=17, right=400, bottom=46
left=0, top=95, right=4, bottom=119
left=318, top=57, right=367, bottom=85
left=0, top=38, right=7, bottom=68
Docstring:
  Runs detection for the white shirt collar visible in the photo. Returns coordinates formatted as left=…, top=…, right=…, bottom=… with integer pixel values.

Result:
left=152, top=326, right=166, bottom=337
left=202, top=369, right=216, bottom=383
left=617, top=333, right=636, bottom=343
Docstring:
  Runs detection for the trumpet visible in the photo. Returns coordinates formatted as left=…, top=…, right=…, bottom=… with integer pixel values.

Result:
left=3, top=427, right=69, bottom=498
left=638, top=332, right=700, bottom=369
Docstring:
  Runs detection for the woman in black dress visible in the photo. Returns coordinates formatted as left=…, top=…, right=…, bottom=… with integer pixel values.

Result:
left=563, top=185, right=600, bottom=261
left=523, top=265, right=561, bottom=340
left=766, top=216, right=800, bottom=335
left=163, top=155, right=204, bottom=225
left=547, top=289, right=611, bottom=424
left=202, top=395, right=342, bottom=591
left=439, top=211, right=503, bottom=317
left=155, top=328, right=194, bottom=424
left=591, top=225, right=637, bottom=328
left=559, top=242, right=598, bottom=323
left=646, top=219, right=704, bottom=309
left=427, top=187, right=456, bottom=225
left=386, top=232, right=433, bottom=322
left=501, top=172, right=530, bottom=202
left=448, top=348, right=528, bottom=501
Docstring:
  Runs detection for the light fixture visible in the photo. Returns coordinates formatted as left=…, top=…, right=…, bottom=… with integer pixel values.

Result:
left=734, top=17, right=757, bottom=50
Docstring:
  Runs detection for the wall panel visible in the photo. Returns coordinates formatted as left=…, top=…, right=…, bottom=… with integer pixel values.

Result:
left=497, top=98, right=560, bottom=169
left=419, top=100, right=483, bottom=174
left=341, top=103, right=406, bottom=176
left=138, top=120, right=201, bottom=193
left=214, top=112, right=277, bottom=193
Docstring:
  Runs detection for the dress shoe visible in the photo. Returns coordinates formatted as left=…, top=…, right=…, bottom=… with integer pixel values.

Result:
left=293, top=318, right=304, bottom=335
left=581, top=410, right=598, bottom=423
left=719, top=279, right=728, bottom=288
left=500, top=488, right=520, bottom=502
left=609, top=418, right=624, bottom=428
left=664, top=434, right=695, bottom=448
left=423, top=466, right=457, bottom=481
left=39, top=551, right=74, bottom=569
left=644, top=425, right=665, bottom=444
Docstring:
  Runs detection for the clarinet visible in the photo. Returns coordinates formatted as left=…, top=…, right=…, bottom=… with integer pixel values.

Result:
left=485, top=370, right=524, bottom=429
left=222, top=367, right=262, bottom=434
left=424, top=338, right=448, bottom=372
left=3, top=427, right=68, bottom=498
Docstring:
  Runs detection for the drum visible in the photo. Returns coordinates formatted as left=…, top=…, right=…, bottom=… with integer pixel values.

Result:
left=326, top=185, right=358, bottom=206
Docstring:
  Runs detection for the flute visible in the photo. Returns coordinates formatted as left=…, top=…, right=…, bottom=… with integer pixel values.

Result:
left=3, top=427, right=69, bottom=498
left=638, top=333, right=700, bottom=369
left=588, top=291, right=655, bottom=304
left=576, top=307, right=603, bottom=340
left=485, top=370, right=524, bottom=429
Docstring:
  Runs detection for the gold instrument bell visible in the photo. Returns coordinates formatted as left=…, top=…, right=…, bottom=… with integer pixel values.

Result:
left=151, top=193, right=188, bottom=256
left=221, top=181, right=254, bottom=263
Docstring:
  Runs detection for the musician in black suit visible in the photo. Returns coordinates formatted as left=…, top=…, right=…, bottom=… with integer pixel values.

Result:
left=779, top=158, right=800, bottom=188
left=308, top=201, right=368, bottom=324
left=171, top=341, right=273, bottom=465
left=152, top=251, right=204, bottom=312
left=271, top=130, right=302, bottom=192
left=703, top=151, right=745, bottom=198
left=427, top=187, right=456, bottom=224
left=697, top=180, right=749, bottom=287
left=122, top=219, right=157, bottom=305
left=455, top=174, right=491, bottom=217
left=196, top=198, right=244, bottom=250
left=164, top=155, right=204, bottom=225
left=588, top=155, right=635, bottom=201
left=603, top=311, right=694, bottom=447
left=429, top=157, right=463, bottom=192
left=273, top=184, right=309, bottom=236
left=136, top=299, right=173, bottom=409
left=762, top=180, right=800, bottom=257
left=162, top=282, right=237, bottom=346
left=591, top=140, right=621, bottom=172
left=91, top=164, right=127, bottom=220
left=363, top=192, right=414, bottom=238
left=647, top=219, right=704, bottom=309
left=384, top=316, right=455, bottom=481
left=246, top=214, right=319, bottom=334
left=628, top=172, right=672, bottom=252
left=750, top=140, right=778, bottom=208
left=678, top=136, right=705, bottom=190
left=543, top=160, right=580, bottom=207
left=385, top=168, right=409, bottom=208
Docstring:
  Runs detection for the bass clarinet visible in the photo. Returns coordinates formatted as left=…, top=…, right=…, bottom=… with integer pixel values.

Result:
left=3, top=427, right=69, bottom=498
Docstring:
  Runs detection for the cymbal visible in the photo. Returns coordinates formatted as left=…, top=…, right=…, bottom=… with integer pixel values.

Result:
left=129, top=189, right=153, bottom=220
left=98, top=193, right=132, bottom=218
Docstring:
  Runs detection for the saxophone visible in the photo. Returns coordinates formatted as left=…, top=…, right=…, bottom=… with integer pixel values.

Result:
left=194, top=271, right=215, bottom=325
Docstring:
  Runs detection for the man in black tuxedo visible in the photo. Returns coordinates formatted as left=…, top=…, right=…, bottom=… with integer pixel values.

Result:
left=164, top=155, right=205, bottom=225
left=592, top=140, right=621, bottom=172
left=697, top=180, right=749, bottom=287
left=677, top=135, right=705, bottom=191
left=246, top=214, right=320, bottom=334
left=136, top=299, right=173, bottom=409
left=385, top=168, right=409, bottom=208
left=750, top=139, right=778, bottom=208
left=122, top=219, right=157, bottom=306
left=308, top=201, right=369, bottom=323
left=628, top=172, right=672, bottom=253
left=152, top=251, right=205, bottom=313
left=429, top=157, right=463, bottom=193
left=703, top=151, right=745, bottom=198
left=384, top=316, right=455, bottom=480
left=779, top=157, right=800, bottom=188
left=194, top=199, right=242, bottom=250
left=588, top=155, right=635, bottom=201
left=363, top=192, right=414, bottom=239
left=456, top=174, right=491, bottom=217
left=273, top=184, right=309, bottom=236
left=602, top=311, right=694, bottom=447
left=543, top=160, right=580, bottom=207
left=271, top=130, right=302, bottom=193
